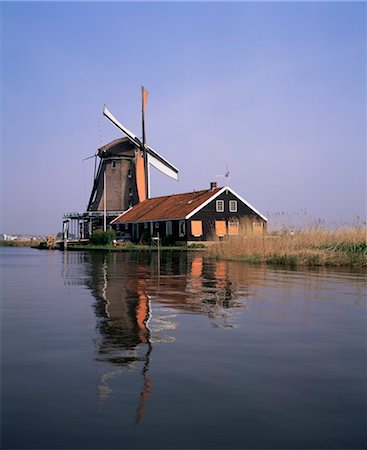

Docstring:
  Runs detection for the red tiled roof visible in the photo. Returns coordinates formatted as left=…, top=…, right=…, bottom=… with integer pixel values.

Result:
left=112, top=188, right=221, bottom=223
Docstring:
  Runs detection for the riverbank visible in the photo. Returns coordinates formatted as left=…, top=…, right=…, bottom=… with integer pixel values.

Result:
left=208, top=225, right=366, bottom=268
left=64, top=243, right=206, bottom=252
left=6, top=226, right=366, bottom=268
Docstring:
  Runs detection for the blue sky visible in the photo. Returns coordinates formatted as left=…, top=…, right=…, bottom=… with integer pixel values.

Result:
left=1, top=1, right=365, bottom=234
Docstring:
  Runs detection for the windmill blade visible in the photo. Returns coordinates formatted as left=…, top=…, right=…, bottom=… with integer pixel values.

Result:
left=93, top=154, right=98, bottom=181
left=147, top=148, right=179, bottom=181
left=103, top=105, right=142, bottom=147
left=83, top=153, right=97, bottom=161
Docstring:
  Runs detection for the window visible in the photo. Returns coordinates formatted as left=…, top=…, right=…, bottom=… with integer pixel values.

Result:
left=155, top=222, right=159, bottom=229
left=166, top=221, right=172, bottom=236
left=112, top=160, right=116, bottom=169
left=125, top=223, right=128, bottom=230
left=128, top=169, right=132, bottom=178
left=129, top=188, right=133, bottom=197
left=191, top=220, right=202, bottom=237
left=216, top=200, right=224, bottom=212
left=144, top=222, right=148, bottom=229
left=228, top=221, right=239, bottom=235
left=179, top=220, right=186, bottom=237
left=229, top=200, right=237, bottom=213
left=215, top=221, right=226, bottom=237
left=253, top=221, right=264, bottom=235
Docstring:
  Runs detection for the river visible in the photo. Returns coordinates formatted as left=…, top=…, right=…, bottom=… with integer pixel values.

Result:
left=1, top=247, right=366, bottom=449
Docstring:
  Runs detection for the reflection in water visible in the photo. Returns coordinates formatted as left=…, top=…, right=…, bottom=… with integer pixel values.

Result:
left=2, top=248, right=366, bottom=449
left=62, top=251, right=252, bottom=422
left=62, top=251, right=366, bottom=424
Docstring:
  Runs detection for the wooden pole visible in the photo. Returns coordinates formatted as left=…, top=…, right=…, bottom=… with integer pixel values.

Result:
left=157, top=231, right=160, bottom=276
left=142, top=86, right=149, bottom=199
left=103, top=169, right=107, bottom=232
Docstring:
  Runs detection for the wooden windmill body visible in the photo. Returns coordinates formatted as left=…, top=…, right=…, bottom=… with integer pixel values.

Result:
left=87, top=137, right=143, bottom=213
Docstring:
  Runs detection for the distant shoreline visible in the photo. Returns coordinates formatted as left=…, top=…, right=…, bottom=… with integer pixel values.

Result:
left=0, top=240, right=38, bottom=247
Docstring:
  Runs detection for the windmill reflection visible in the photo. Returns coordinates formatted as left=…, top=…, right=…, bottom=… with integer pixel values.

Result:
left=62, top=251, right=255, bottom=422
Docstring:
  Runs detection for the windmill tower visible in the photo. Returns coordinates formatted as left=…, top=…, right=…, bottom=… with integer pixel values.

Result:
left=86, top=87, right=179, bottom=224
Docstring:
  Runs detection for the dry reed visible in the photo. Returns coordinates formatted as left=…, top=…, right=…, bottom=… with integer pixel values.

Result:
left=208, top=218, right=367, bottom=267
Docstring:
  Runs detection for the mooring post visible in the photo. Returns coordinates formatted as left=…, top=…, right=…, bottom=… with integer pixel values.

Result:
left=63, top=219, right=69, bottom=251
left=157, top=231, right=160, bottom=276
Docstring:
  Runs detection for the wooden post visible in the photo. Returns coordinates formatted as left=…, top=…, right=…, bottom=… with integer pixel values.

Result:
left=103, top=170, right=107, bottom=232
left=157, top=231, right=160, bottom=275
left=63, top=220, right=69, bottom=251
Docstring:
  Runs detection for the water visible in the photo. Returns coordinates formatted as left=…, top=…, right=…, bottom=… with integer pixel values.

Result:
left=1, top=247, right=366, bottom=449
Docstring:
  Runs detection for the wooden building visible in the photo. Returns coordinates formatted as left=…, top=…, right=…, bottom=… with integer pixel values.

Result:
left=111, top=182, right=267, bottom=243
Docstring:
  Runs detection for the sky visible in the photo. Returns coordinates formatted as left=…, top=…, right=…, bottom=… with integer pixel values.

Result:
left=1, top=1, right=366, bottom=234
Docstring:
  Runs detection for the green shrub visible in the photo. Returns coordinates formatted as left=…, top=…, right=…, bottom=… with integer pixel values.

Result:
left=141, top=231, right=152, bottom=245
left=90, top=230, right=116, bottom=245
left=187, top=243, right=207, bottom=249
left=306, top=254, right=321, bottom=266
left=266, top=253, right=298, bottom=266
left=162, top=234, right=176, bottom=246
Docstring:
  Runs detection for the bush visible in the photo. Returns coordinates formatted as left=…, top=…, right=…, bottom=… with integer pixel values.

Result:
left=162, top=234, right=176, bottom=246
left=90, top=230, right=116, bottom=245
left=141, top=231, right=152, bottom=245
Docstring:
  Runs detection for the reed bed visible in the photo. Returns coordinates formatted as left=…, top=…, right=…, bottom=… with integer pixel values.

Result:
left=208, top=219, right=367, bottom=267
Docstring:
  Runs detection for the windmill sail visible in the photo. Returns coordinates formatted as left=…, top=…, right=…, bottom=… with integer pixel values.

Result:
left=103, top=104, right=179, bottom=185
left=147, top=148, right=179, bottom=180
left=103, top=105, right=142, bottom=147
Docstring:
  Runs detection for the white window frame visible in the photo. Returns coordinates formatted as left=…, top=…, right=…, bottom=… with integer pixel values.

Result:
left=166, top=221, right=172, bottom=236
left=216, top=200, right=224, bottom=212
left=179, top=220, right=186, bottom=237
left=229, top=200, right=237, bottom=213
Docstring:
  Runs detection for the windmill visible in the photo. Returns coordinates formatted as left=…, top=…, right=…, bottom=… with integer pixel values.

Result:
left=86, top=87, right=179, bottom=223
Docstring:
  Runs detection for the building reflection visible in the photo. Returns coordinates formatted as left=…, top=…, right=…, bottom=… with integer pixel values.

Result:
left=62, top=251, right=264, bottom=422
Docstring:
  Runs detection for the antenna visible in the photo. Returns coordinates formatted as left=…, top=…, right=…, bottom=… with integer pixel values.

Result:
left=98, top=120, right=103, bottom=146
left=216, top=164, right=230, bottom=185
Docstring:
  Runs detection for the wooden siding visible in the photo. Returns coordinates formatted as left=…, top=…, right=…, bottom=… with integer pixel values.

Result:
left=114, top=219, right=187, bottom=243
left=190, top=189, right=264, bottom=222
left=186, top=189, right=266, bottom=241
left=113, top=187, right=266, bottom=243
left=89, top=159, right=140, bottom=212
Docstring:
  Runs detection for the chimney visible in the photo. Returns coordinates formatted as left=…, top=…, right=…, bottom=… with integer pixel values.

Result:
left=210, top=181, right=217, bottom=191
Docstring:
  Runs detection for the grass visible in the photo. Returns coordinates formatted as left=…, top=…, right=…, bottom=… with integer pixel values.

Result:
left=208, top=219, right=367, bottom=268
left=0, top=240, right=38, bottom=247
left=66, top=243, right=206, bottom=252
